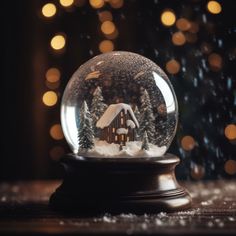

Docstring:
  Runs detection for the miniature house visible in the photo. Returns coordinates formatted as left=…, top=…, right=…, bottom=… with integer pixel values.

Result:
left=96, top=103, right=139, bottom=145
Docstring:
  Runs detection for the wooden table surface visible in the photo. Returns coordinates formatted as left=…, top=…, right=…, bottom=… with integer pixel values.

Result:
left=0, top=180, right=235, bottom=235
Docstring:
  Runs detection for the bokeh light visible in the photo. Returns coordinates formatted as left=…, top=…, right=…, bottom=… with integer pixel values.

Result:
left=161, top=10, right=176, bottom=27
left=109, top=0, right=124, bottom=9
left=46, top=68, right=61, bottom=83
left=165, top=59, right=180, bottom=74
left=50, top=146, right=65, bottom=161
left=224, top=124, right=236, bottom=140
left=208, top=53, right=222, bottom=71
left=42, top=3, right=57, bottom=18
left=50, top=34, right=66, bottom=50
left=59, top=0, right=74, bottom=7
left=181, top=135, right=196, bottom=151
left=191, top=164, right=205, bottom=180
left=176, top=18, right=190, bottom=31
left=207, top=1, right=222, bottom=14
left=50, top=124, right=64, bottom=140
left=42, top=91, right=58, bottom=106
left=172, top=32, right=186, bottom=46
left=99, top=40, right=114, bottom=53
left=45, top=80, right=61, bottom=90
left=89, top=0, right=104, bottom=9
left=98, top=11, right=113, bottom=22
left=224, top=160, right=236, bottom=175
left=101, top=21, right=116, bottom=35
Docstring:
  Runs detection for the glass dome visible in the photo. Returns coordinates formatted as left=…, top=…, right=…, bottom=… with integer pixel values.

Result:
left=61, top=51, right=178, bottom=158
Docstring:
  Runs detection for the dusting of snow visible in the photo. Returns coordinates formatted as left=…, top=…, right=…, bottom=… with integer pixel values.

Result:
left=116, top=128, right=128, bottom=135
left=78, top=140, right=166, bottom=158
left=96, top=103, right=139, bottom=129
left=126, top=119, right=136, bottom=129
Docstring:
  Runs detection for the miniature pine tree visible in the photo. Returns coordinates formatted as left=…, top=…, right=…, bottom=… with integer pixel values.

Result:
left=133, top=105, right=141, bottom=140
left=78, top=101, right=94, bottom=152
left=141, top=131, right=149, bottom=150
left=139, top=89, right=156, bottom=144
left=91, top=86, right=108, bottom=136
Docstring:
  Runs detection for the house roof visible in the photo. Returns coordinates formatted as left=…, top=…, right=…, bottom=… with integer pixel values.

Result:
left=96, top=103, right=139, bottom=129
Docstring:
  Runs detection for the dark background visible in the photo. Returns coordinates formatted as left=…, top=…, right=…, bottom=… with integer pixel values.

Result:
left=2, top=0, right=236, bottom=180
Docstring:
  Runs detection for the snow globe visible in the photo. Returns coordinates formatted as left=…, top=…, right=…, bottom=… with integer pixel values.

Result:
left=50, top=51, right=191, bottom=213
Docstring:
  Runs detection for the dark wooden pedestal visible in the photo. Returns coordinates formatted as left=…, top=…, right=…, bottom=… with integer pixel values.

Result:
left=49, top=154, right=191, bottom=214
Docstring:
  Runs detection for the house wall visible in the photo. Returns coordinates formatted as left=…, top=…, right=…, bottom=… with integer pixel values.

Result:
left=100, top=110, right=135, bottom=145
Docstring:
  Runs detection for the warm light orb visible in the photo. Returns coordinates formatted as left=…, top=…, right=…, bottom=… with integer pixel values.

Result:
left=109, top=0, right=124, bottom=9
left=207, top=1, right=222, bottom=14
left=42, top=3, right=57, bottom=18
left=98, top=11, right=113, bottom=22
left=89, top=0, right=104, bottom=9
left=166, top=59, right=180, bottom=74
left=99, top=40, right=114, bottom=53
left=176, top=18, right=190, bottom=31
left=50, top=124, right=64, bottom=140
left=161, top=10, right=176, bottom=27
left=172, top=32, right=186, bottom=46
left=42, top=91, right=58, bottom=106
left=59, top=0, right=74, bottom=7
left=224, top=160, right=236, bottom=175
left=208, top=53, right=222, bottom=71
left=46, top=68, right=61, bottom=83
left=191, top=164, right=205, bottom=180
left=101, top=21, right=116, bottom=35
left=181, top=135, right=196, bottom=151
left=50, top=35, right=66, bottom=50
left=224, top=124, right=236, bottom=140
left=50, top=146, right=65, bottom=161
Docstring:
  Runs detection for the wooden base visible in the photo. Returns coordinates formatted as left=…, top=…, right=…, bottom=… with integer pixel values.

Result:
left=49, top=154, right=192, bottom=214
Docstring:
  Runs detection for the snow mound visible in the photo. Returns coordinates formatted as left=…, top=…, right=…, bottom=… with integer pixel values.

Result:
left=78, top=140, right=166, bottom=158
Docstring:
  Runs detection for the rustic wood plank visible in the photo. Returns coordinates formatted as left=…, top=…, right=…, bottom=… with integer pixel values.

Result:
left=0, top=180, right=235, bottom=235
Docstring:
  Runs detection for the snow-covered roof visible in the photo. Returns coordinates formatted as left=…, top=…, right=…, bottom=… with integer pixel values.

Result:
left=96, top=103, right=139, bottom=129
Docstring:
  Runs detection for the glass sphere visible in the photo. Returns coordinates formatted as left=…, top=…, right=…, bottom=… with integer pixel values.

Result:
left=61, top=51, right=178, bottom=158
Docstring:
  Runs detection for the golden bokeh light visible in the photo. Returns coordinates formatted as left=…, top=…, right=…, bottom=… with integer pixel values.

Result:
left=89, top=0, right=104, bottom=9
left=191, top=164, right=205, bottom=180
left=98, top=11, right=113, bottom=22
left=42, top=3, right=57, bottom=18
left=101, top=21, right=116, bottom=35
left=224, top=160, right=236, bottom=175
left=181, top=135, right=196, bottom=151
left=46, top=68, right=61, bottom=83
left=99, top=40, right=114, bottom=53
left=207, top=1, right=222, bottom=14
left=176, top=18, right=190, bottom=31
left=42, top=91, right=58, bottom=106
left=50, top=146, right=65, bottom=161
left=165, top=59, right=180, bottom=74
left=59, top=0, right=74, bottom=7
left=105, top=28, right=119, bottom=39
left=172, top=31, right=186, bottom=46
left=208, top=53, right=222, bottom=71
left=224, top=124, right=236, bottom=140
left=109, top=0, right=124, bottom=9
left=161, top=10, right=176, bottom=27
left=50, top=34, right=66, bottom=50
left=50, top=124, right=64, bottom=140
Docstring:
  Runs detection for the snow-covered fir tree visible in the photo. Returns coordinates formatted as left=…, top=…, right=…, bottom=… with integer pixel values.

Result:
left=78, top=101, right=94, bottom=152
left=141, top=131, right=149, bottom=150
left=133, top=105, right=141, bottom=140
left=139, top=89, right=156, bottom=144
left=91, top=86, right=107, bottom=136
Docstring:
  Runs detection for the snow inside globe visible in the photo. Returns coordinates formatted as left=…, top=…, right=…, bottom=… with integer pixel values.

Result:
left=61, top=51, right=178, bottom=158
